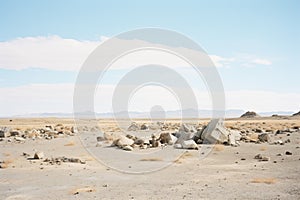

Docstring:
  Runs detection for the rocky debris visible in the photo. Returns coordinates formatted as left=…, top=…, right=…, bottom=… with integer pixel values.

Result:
left=122, top=145, right=133, bottom=151
left=10, top=130, right=21, bottom=136
left=273, top=140, right=284, bottom=145
left=96, top=136, right=105, bottom=142
left=140, top=124, right=149, bottom=130
left=43, top=157, right=86, bottom=165
left=34, top=151, right=45, bottom=159
left=240, top=111, right=260, bottom=118
left=200, top=119, right=241, bottom=146
left=254, top=154, right=263, bottom=160
left=254, top=154, right=270, bottom=161
left=258, top=133, right=270, bottom=143
left=285, top=151, right=292, bottom=155
left=181, top=140, right=198, bottom=150
left=0, top=125, right=79, bottom=142
left=176, top=131, right=195, bottom=145
left=150, top=135, right=161, bottom=148
left=159, top=132, right=177, bottom=145
left=127, top=122, right=140, bottom=131
left=14, top=136, right=26, bottom=142
left=179, top=124, right=197, bottom=133
left=100, top=119, right=244, bottom=151
left=0, top=127, right=11, bottom=138
left=113, top=135, right=134, bottom=148
left=260, top=156, right=270, bottom=162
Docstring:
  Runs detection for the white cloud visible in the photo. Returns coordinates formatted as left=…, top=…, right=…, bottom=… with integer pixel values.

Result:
left=251, top=58, right=272, bottom=65
left=0, top=36, right=273, bottom=72
left=209, top=55, right=235, bottom=67
left=0, top=36, right=102, bottom=71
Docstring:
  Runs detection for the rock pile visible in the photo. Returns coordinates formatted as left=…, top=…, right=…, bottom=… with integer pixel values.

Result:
left=98, top=119, right=244, bottom=151
left=0, top=124, right=99, bottom=142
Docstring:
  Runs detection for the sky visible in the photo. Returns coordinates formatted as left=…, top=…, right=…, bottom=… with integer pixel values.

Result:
left=0, top=0, right=300, bottom=116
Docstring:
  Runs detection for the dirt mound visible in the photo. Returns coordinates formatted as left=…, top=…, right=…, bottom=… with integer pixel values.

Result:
left=240, top=111, right=260, bottom=118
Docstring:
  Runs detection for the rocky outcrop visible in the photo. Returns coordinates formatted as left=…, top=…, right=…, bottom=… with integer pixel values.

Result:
left=240, top=111, right=260, bottom=118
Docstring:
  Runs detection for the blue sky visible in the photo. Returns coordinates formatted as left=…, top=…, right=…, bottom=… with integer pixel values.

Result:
left=0, top=0, right=299, bottom=116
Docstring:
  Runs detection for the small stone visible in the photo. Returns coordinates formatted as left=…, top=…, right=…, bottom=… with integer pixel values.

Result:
left=260, top=156, right=270, bottom=162
left=96, top=136, right=105, bottom=142
left=123, top=145, right=133, bottom=151
left=0, top=127, right=11, bottom=138
left=182, top=140, right=198, bottom=150
left=140, top=124, right=149, bottom=130
left=34, top=151, right=45, bottom=159
left=285, top=151, right=292, bottom=155
left=10, top=130, right=21, bottom=136
left=174, top=143, right=183, bottom=149
left=254, top=154, right=262, bottom=159
left=258, top=133, right=269, bottom=142
left=14, top=136, right=26, bottom=142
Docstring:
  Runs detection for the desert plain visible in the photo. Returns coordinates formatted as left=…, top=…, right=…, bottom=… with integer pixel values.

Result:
left=0, top=115, right=300, bottom=200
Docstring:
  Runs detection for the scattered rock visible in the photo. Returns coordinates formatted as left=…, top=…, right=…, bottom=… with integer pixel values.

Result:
left=140, top=124, right=149, bottom=130
left=274, top=140, right=284, bottom=145
left=134, top=138, right=144, bottom=145
left=258, top=133, right=270, bottom=143
left=114, top=135, right=134, bottom=148
left=0, top=127, right=11, bottom=138
left=96, top=136, right=105, bottom=142
left=14, top=136, right=26, bottom=142
left=127, top=123, right=140, bottom=131
left=182, top=140, right=198, bottom=150
left=179, top=124, right=197, bottom=133
left=123, top=145, right=133, bottom=151
left=285, top=151, right=292, bottom=155
left=43, top=157, right=85, bottom=165
left=254, top=154, right=263, bottom=159
left=34, top=151, right=45, bottom=159
left=10, top=130, right=21, bottom=136
left=260, top=156, right=270, bottom=162
left=159, top=132, right=177, bottom=145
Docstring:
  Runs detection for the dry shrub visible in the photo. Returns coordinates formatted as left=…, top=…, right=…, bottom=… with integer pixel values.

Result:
left=64, top=141, right=75, bottom=146
left=70, top=186, right=95, bottom=195
left=259, top=146, right=267, bottom=151
left=251, top=178, right=277, bottom=184
left=3, top=152, right=11, bottom=157
left=140, top=157, right=163, bottom=162
left=214, top=144, right=224, bottom=151
left=173, top=151, right=193, bottom=164
left=0, top=158, right=14, bottom=169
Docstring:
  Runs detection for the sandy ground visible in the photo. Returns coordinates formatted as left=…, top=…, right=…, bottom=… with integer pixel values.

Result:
left=0, top=117, right=300, bottom=200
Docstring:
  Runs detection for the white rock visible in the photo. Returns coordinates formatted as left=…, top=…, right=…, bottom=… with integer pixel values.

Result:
left=116, top=135, right=134, bottom=147
left=123, top=145, right=133, bottom=151
left=182, top=140, right=198, bottom=150
left=14, top=136, right=25, bottom=142
left=174, top=143, right=183, bottom=149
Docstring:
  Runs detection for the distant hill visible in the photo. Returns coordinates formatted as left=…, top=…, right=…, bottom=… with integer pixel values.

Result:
left=7, top=109, right=297, bottom=119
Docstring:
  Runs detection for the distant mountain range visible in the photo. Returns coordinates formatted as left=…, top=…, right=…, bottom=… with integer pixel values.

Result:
left=5, top=109, right=296, bottom=118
